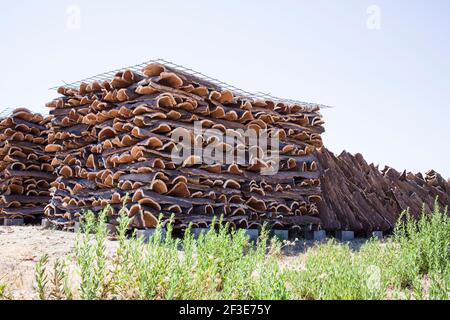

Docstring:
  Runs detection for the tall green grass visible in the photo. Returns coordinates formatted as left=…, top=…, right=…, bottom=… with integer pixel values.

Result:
left=286, top=201, right=449, bottom=300
left=33, top=201, right=449, bottom=300
left=0, top=283, right=10, bottom=300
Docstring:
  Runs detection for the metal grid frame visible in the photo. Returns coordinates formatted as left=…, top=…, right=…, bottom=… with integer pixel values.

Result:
left=51, top=58, right=332, bottom=109
left=0, top=107, right=13, bottom=118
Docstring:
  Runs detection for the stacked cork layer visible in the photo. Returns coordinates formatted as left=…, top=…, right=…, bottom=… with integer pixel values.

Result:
left=0, top=108, right=54, bottom=221
left=44, top=63, right=325, bottom=230
left=317, top=149, right=450, bottom=233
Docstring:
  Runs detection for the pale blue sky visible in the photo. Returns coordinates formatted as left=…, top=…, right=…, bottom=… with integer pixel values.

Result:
left=1, top=0, right=449, bottom=177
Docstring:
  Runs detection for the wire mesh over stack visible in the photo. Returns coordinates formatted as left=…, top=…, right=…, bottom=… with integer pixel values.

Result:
left=0, top=108, right=54, bottom=222
left=317, top=149, right=450, bottom=234
left=44, top=62, right=325, bottom=231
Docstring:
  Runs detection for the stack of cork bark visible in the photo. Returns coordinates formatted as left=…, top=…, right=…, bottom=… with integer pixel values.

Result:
left=0, top=108, right=54, bottom=223
left=317, top=149, right=450, bottom=234
left=44, top=63, right=325, bottom=230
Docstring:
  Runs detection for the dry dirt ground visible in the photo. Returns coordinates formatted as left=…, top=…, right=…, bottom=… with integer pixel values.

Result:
left=0, top=226, right=71, bottom=299
left=0, top=226, right=118, bottom=299
left=0, top=226, right=368, bottom=300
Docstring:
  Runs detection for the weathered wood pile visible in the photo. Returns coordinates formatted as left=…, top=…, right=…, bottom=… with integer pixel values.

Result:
left=2, top=72, right=448, bottom=234
left=317, top=148, right=450, bottom=234
left=0, top=108, right=54, bottom=222
left=44, top=63, right=325, bottom=230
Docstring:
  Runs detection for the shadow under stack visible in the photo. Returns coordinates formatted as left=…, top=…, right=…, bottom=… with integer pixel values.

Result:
left=45, top=63, right=325, bottom=231
left=0, top=108, right=54, bottom=224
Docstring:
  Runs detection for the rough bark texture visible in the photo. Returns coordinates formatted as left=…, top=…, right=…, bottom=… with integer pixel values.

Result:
left=317, top=148, right=450, bottom=234
left=3, top=64, right=448, bottom=234
left=44, top=63, right=324, bottom=230
left=0, top=108, right=55, bottom=221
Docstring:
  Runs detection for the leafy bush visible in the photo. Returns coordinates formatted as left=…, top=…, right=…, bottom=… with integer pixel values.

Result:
left=33, top=201, right=449, bottom=300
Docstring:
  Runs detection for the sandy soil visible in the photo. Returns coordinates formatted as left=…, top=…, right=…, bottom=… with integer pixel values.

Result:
left=0, top=226, right=120, bottom=299
left=0, top=226, right=74, bottom=299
